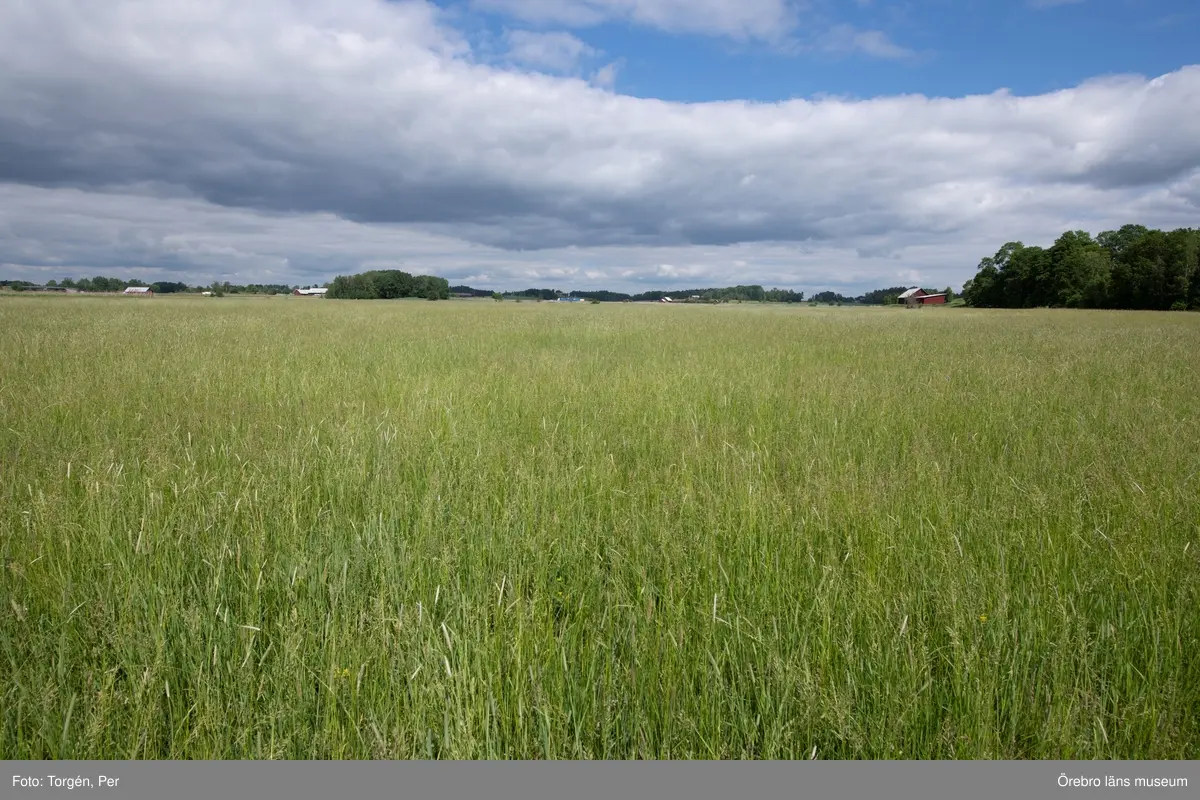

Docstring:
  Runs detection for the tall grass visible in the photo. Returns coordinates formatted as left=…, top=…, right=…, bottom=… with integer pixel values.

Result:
left=1, top=295, right=1197, bottom=758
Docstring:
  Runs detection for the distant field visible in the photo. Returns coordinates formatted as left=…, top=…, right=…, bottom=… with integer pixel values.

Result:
left=1, top=295, right=1197, bottom=759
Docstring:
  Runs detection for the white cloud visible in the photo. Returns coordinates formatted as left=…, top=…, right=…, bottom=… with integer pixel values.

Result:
left=504, top=30, right=597, bottom=73
left=0, top=0, right=1197, bottom=294
left=590, top=60, right=622, bottom=90
left=820, top=25, right=915, bottom=60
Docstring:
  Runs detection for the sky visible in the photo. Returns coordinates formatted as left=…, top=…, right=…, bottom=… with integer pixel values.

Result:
left=0, top=0, right=1197, bottom=295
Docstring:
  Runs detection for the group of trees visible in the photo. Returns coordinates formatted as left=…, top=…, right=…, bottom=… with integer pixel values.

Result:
left=962, top=225, right=1200, bottom=310
left=325, top=270, right=450, bottom=300
left=459, top=283, right=964, bottom=305
left=807, top=287, right=954, bottom=305
left=58, top=276, right=147, bottom=292
left=499, top=288, right=564, bottom=301
left=3, top=271, right=455, bottom=300
left=628, top=286, right=805, bottom=303
left=808, top=291, right=856, bottom=305
left=0, top=276, right=300, bottom=295
left=6, top=276, right=153, bottom=292
left=7, top=274, right=946, bottom=307
left=202, top=282, right=295, bottom=296
left=16, top=226, right=1200, bottom=311
left=569, top=289, right=637, bottom=303
left=449, top=285, right=494, bottom=298
left=463, top=285, right=808, bottom=303
left=198, top=281, right=299, bottom=297
left=856, top=286, right=912, bottom=304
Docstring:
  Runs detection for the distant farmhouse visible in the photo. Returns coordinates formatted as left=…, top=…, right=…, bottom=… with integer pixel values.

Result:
left=123, top=286, right=153, bottom=297
left=293, top=287, right=328, bottom=297
left=898, top=288, right=946, bottom=307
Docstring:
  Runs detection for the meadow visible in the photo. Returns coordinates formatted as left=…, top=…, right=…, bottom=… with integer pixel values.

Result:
left=1, top=295, right=1197, bottom=759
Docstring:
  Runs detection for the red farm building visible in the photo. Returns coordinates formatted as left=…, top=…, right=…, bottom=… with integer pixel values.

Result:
left=898, top=288, right=947, bottom=307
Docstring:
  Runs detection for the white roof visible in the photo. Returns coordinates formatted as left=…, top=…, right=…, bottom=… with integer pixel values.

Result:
left=123, top=286, right=151, bottom=293
left=898, top=288, right=923, bottom=299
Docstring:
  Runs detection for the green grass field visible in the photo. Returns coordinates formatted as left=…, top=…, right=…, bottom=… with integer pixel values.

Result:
left=2, top=295, right=1198, bottom=759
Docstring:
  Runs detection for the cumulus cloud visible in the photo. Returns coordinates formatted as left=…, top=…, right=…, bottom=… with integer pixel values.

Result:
left=589, top=60, right=622, bottom=90
left=0, top=0, right=1198, bottom=292
left=819, top=25, right=915, bottom=60
left=503, top=29, right=598, bottom=72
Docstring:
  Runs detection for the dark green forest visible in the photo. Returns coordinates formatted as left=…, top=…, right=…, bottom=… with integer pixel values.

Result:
left=962, top=225, right=1200, bottom=310
left=325, top=270, right=450, bottom=300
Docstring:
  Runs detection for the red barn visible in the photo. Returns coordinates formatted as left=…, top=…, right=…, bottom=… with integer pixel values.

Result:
left=899, top=288, right=947, bottom=307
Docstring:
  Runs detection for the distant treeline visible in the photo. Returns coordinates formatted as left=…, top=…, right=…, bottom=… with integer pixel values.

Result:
left=450, top=285, right=495, bottom=297
left=462, top=285, right=808, bottom=303
left=5, top=273, right=970, bottom=307
left=807, top=286, right=957, bottom=305
left=326, top=270, right=450, bottom=300
left=459, top=284, right=956, bottom=305
left=963, top=225, right=1200, bottom=310
left=0, top=277, right=299, bottom=295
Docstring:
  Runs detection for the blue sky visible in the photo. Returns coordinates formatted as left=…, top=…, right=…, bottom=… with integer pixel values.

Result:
left=0, top=0, right=1197, bottom=294
left=450, top=0, right=1200, bottom=101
